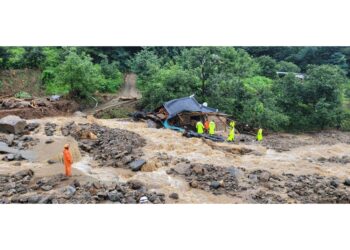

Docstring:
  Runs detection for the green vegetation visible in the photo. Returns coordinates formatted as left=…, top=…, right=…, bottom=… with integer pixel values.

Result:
left=130, top=47, right=350, bottom=132
left=1, top=46, right=350, bottom=132
left=15, top=91, right=32, bottom=99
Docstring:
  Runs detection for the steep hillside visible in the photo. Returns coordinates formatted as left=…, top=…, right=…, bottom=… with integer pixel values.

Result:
left=0, top=69, right=43, bottom=96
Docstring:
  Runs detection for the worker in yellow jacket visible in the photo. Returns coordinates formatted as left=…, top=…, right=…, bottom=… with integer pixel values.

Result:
left=227, top=121, right=235, bottom=142
left=196, top=121, right=204, bottom=134
left=256, top=128, right=263, bottom=141
left=209, top=120, right=216, bottom=135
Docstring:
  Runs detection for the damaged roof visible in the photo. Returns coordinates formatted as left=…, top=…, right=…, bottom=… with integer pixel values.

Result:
left=163, top=96, right=218, bottom=119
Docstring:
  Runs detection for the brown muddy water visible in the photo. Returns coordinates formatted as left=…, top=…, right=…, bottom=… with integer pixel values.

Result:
left=1, top=116, right=350, bottom=203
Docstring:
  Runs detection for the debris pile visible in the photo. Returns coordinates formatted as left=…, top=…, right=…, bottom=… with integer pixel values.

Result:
left=318, top=155, right=350, bottom=164
left=167, top=163, right=350, bottom=204
left=0, top=169, right=166, bottom=204
left=0, top=96, right=79, bottom=119
left=61, top=122, right=146, bottom=168
left=44, top=122, right=57, bottom=136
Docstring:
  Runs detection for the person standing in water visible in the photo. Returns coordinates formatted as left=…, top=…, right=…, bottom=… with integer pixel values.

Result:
left=63, top=144, right=73, bottom=177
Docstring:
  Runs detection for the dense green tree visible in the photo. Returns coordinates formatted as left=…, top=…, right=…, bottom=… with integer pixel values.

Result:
left=130, top=49, right=161, bottom=83
left=23, top=47, right=45, bottom=69
left=256, top=56, right=278, bottom=78
left=276, top=61, right=300, bottom=73
left=52, top=50, right=104, bottom=99
left=140, top=66, right=200, bottom=110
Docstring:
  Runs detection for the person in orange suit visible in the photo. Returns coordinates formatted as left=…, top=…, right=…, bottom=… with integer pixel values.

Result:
left=204, top=118, right=210, bottom=134
left=63, top=144, right=73, bottom=177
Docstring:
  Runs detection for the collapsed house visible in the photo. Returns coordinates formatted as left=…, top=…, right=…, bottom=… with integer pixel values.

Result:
left=134, top=96, right=228, bottom=141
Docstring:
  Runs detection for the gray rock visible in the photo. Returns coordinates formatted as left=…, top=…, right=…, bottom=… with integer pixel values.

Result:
left=107, top=191, right=122, bottom=202
left=169, top=193, right=179, bottom=199
left=210, top=181, right=221, bottom=189
left=259, top=172, right=271, bottom=182
left=45, top=139, right=54, bottom=144
left=64, top=186, right=76, bottom=198
left=41, top=185, right=53, bottom=191
left=344, top=179, right=350, bottom=186
left=5, top=154, right=15, bottom=161
left=190, top=180, right=199, bottom=188
left=330, top=179, right=340, bottom=188
left=126, top=197, right=137, bottom=204
left=38, top=195, right=52, bottom=204
left=147, top=120, right=157, bottom=128
left=25, top=122, right=40, bottom=132
left=47, top=159, right=56, bottom=164
left=127, top=180, right=144, bottom=190
left=28, top=195, right=41, bottom=203
left=14, top=153, right=23, bottom=161
left=0, top=115, right=27, bottom=134
left=12, top=169, right=34, bottom=180
left=129, top=159, right=146, bottom=171
left=6, top=134, right=15, bottom=146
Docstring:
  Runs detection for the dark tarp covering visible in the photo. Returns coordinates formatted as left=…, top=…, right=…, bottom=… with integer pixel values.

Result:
left=163, top=96, right=218, bottom=119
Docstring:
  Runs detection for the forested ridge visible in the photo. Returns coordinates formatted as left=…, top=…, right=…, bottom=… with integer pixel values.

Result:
left=1, top=46, right=350, bottom=131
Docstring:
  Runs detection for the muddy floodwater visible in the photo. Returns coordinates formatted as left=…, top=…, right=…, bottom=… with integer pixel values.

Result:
left=1, top=115, right=350, bottom=204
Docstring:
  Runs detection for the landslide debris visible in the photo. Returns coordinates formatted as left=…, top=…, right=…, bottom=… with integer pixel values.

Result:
left=61, top=122, right=146, bottom=168
left=167, top=163, right=350, bottom=204
left=0, top=169, right=165, bottom=204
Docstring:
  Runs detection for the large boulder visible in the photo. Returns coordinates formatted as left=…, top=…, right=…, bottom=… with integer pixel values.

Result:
left=129, top=159, right=146, bottom=172
left=0, top=115, right=27, bottom=134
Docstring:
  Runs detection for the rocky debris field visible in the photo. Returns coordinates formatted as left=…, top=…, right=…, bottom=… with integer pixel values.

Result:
left=166, top=163, right=350, bottom=204
left=318, top=155, right=350, bottom=165
left=61, top=122, right=146, bottom=169
left=238, top=130, right=350, bottom=152
left=0, top=169, right=166, bottom=204
left=0, top=97, right=79, bottom=119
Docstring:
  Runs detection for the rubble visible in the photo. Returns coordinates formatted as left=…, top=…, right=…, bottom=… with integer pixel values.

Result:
left=0, top=169, right=165, bottom=204
left=0, top=96, right=79, bottom=119
left=44, top=122, right=57, bottom=136
left=166, top=163, right=350, bottom=204
left=0, top=115, right=27, bottom=134
left=318, top=155, right=350, bottom=164
left=61, top=122, right=146, bottom=168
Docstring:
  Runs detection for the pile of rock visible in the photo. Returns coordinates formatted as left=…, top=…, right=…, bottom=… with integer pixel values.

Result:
left=0, top=169, right=166, bottom=204
left=61, top=122, right=146, bottom=169
left=283, top=173, right=350, bottom=203
left=44, top=122, right=57, bottom=136
left=166, top=162, right=350, bottom=204
left=0, top=169, right=34, bottom=199
left=167, top=163, right=243, bottom=196
left=318, top=155, right=350, bottom=165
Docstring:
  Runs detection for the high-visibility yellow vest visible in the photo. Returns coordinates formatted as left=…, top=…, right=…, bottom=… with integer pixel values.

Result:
left=227, top=127, right=235, bottom=142
left=209, top=121, right=216, bottom=135
left=257, top=128, right=263, bottom=141
left=196, top=121, right=204, bottom=134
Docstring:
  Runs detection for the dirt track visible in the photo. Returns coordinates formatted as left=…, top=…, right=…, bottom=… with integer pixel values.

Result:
left=89, top=73, right=141, bottom=115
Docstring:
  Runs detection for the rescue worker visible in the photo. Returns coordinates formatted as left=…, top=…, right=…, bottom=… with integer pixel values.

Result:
left=204, top=119, right=209, bottom=134
left=256, top=128, right=263, bottom=141
left=196, top=120, right=204, bottom=134
left=209, top=120, right=216, bottom=135
left=63, top=144, right=73, bottom=177
left=227, top=121, right=235, bottom=142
